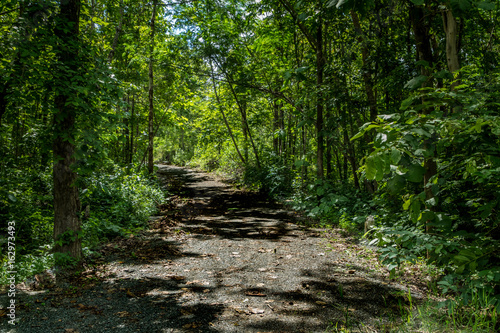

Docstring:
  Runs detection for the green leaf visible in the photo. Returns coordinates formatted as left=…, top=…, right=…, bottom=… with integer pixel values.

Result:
left=7, top=193, right=17, bottom=202
left=387, top=175, right=406, bottom=195
left=316, top=187, right=325, bottom=196
left=366, top=155, right=377, bottom=180
left=406, top=164, right=426, bottom=183
left=410, top=199, right=421, bottom=223
left=294, top=159, right=310, bottom=167
left=403, top=197, right=412, bottom=211
left=351, top=123, right=379, bottom=141
left=400, top=97, right=414, bottom=110
left=418, top=210, right=435, bottom=222
left=390, top=149, right=401, bottom=164
left=405, top=75, right=427, bottom=90
left=451, top=0, right=472, bottom=11
left=297, top=119, right=312, bottom=128
left=374, top=133, right=388, bottom=148
left=478, top=1, right=496, bottom=10
left=410, top=0, right=425, bottom=5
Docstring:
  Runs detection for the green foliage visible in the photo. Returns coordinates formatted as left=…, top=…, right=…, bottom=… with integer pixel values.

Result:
left=0, top=245, right=53, bottom=285
left=243, top=151, right=295, bottom=198
left=292, top=179, right=373, bottom=231
left=354, top=65, right=500, bottom=313
left=80, top=164, right=164, bottom=247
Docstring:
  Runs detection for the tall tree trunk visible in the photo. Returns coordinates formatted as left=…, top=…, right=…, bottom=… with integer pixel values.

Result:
left=129, top=95, right=135, bottom=164
left=53, top=0, right=82, bottom=265
left=442, top=8, right=461, bottom=89
left=107, top=0, right=124, bottom=63
left=210, top=65, right=246, bottom=165
left=316, top=16, right=324, bottom=179
left=147, top=0, right=157, bottom=174
left=124, top=96, right=130, bottom=164
left=350, top=11, right=377, bottom=122
left=228, top=83, right=260, bottom=168
left=301, top=125, right=307, bottom=186
left=273, top=101, right=279, bottom=153
left=410, top=3, right=437, bottom=234
left=278, top=0, right=323, bottom=178
left=242, top=99, right=249, bottom=162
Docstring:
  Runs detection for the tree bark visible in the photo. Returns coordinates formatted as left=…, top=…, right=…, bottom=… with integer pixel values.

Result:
left=350, top=11, right=377, bottom=122
left=107, top=0, right=124, bottom=63
left=316, top=15, right=325, bottom=179
left=442, top=8, right=461, bottom=89
left=52, top=0, right=82, bottom=265
left=227, top=82, right=260, bottom=168
left=130, top=95, right=135, bottom=163
left=410, top=3, right=437, bottom=235
left=210, top=64, right=246, bottom=165
left=147, top=0, right=158, bottom=174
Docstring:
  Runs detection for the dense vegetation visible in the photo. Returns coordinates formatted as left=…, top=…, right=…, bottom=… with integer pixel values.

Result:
left=1, top=0, right=499, bottom=329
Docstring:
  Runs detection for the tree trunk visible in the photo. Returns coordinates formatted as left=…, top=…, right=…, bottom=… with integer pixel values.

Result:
left=53, top=0, right=82, bottom=266
left=241, top=99, right=249, bottom=162
left=273, top=101, right=279, bottom=153
left=147, top=0, right=157, bottom=174
left=124, top=96, right=130, bottom=164
left=442, top=8, right=460, bottom=89
left=227, top=82, right=260, bottom=168
left=107, top=0, right=124, bottom=63
left=410, top=3, right=437, bottom=235
left=350, top=11, right=377, bottom=122
left=316, top=16, right=324, bottom=180
left=210, top=65, right=246, bottom=165
left=129, top=95, right=135, bottom=163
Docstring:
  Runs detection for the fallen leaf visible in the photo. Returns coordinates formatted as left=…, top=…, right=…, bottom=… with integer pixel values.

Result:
left=180, top=309, right=192, bottom=316
left=116, top=311, right=130, bottom=317
left=182, top=323, right=198, bottom=329
left=246, top=291, right=266, bottom=297
left=248, top=308, right=265, bottom=314
left=316, top=301, right=328, bottom=305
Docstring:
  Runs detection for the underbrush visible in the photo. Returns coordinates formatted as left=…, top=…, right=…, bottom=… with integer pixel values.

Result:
left=292, top=178, right=498, bottom=332
left=80, top=165, right=164, bottom=248
left=0, top=163, right=164, bottom=285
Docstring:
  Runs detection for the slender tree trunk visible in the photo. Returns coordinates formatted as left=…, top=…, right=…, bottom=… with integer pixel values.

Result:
left=242, top=100, right=249, bottom=162
left=316, top=16, right=324, bottom=180
left=129, top=95, right=134, bottom=163
left=107, top=0, right=124, bottom=63
left=350, top=11, right=377, bottom=122
left=124, top=96, right=130, bottom=164
left=301, top=125, right=307, bottom=186
left=410, top=3, right=437, bottom=235
left=53, top=0, right=82, bottom=265
left=442, top=8, right=461, bottom=89
left=273, top=101, right=279, bottom=153
left=147, top=0, right=157, bottom=174
left=227, top=82, right=260, bottom=168
left=210, top=66, right=245, bottom=165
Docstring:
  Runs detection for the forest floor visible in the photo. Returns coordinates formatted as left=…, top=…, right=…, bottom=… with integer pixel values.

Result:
left=1, top=164, right=432, bottom=333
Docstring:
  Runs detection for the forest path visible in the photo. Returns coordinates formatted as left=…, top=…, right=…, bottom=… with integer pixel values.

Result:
left=3, top=165, right=427, bottom=333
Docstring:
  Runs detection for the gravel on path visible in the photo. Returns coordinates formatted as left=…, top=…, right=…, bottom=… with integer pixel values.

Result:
left=1, top=164, right=427, bottom=333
